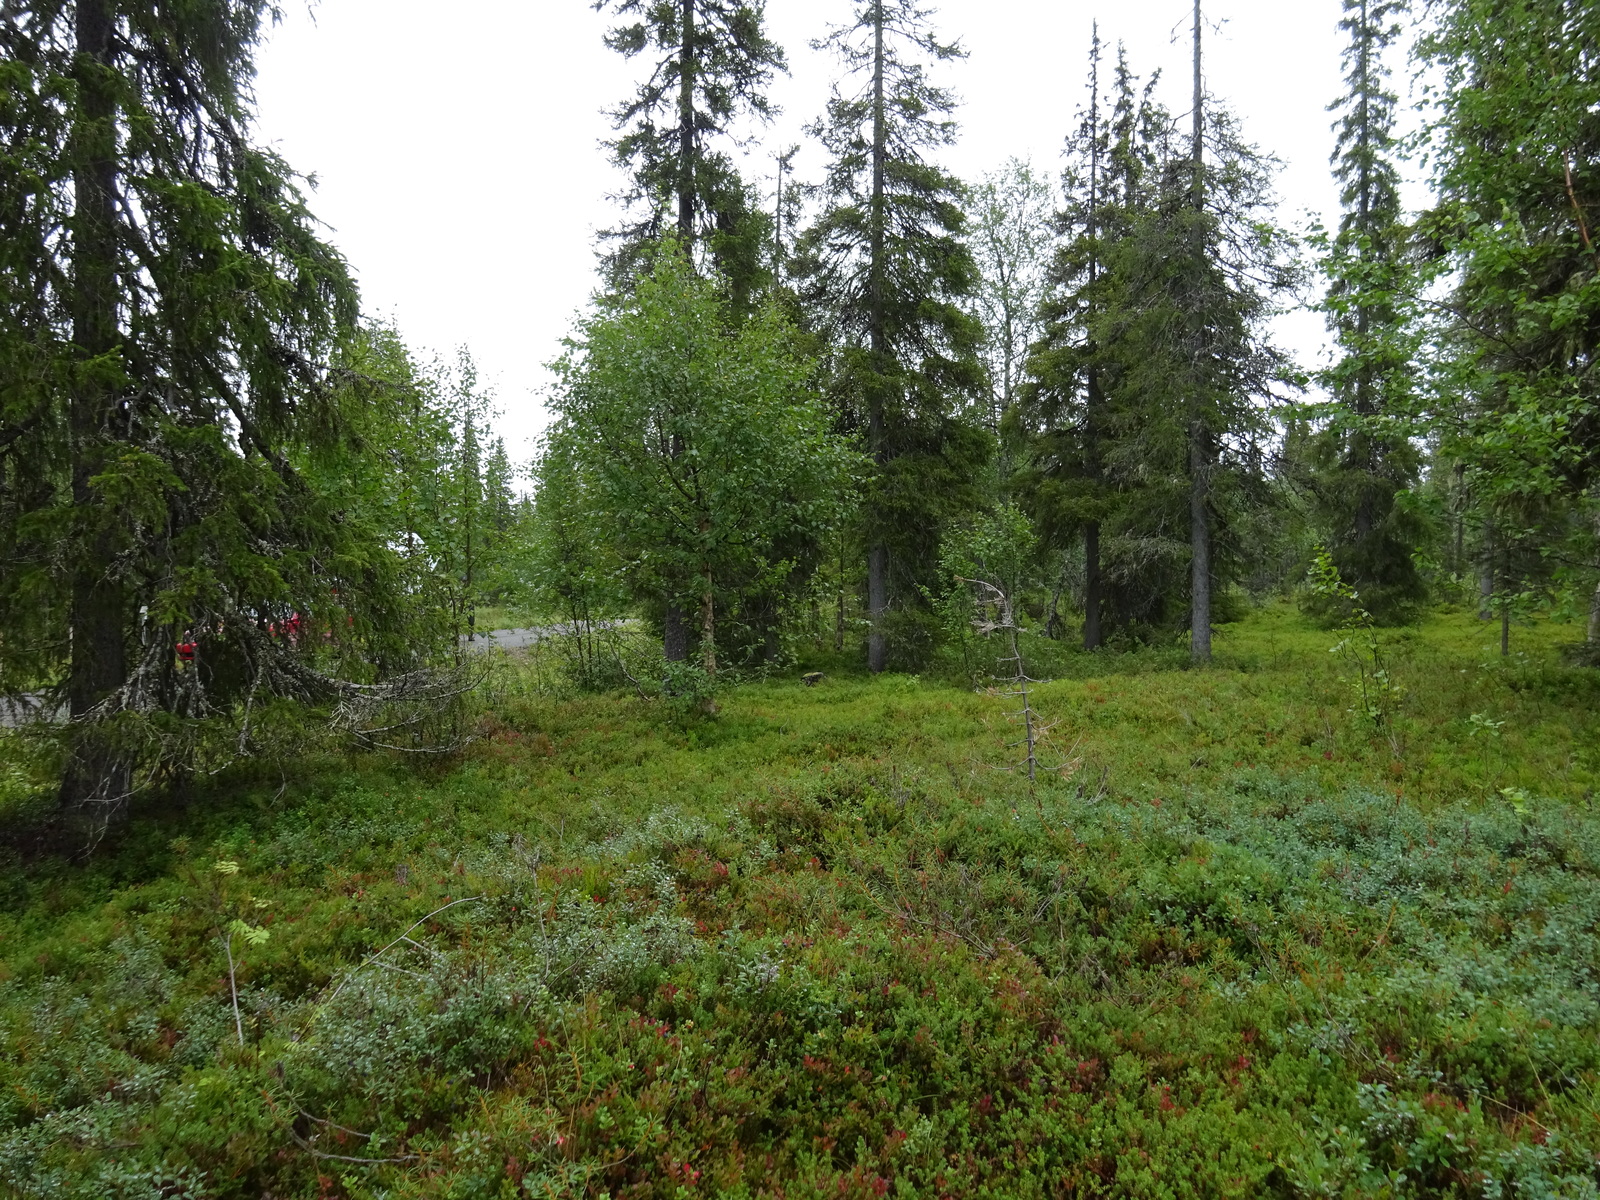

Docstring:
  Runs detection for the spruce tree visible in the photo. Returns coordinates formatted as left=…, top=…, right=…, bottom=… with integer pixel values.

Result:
left=1306, top=0, right=1426, bottom=622
left=595, top=0, right=785, bottom=304
left=796, top=0, right=985, bottom=673
left=1027, top=26, right=1297, bottom=653
left=0, top=1, right=416, bottom=817
left=1166, top=0, right=1298, bottom=660
left=1020, top=30, right=1145, bottom=648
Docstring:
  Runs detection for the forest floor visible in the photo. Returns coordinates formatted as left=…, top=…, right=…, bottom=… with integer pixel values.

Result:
left=2, top=603, right=1600, bottom=1198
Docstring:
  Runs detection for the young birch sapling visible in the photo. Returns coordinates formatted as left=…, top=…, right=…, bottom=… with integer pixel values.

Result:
left=1308, top=548, right=1406, bottom=755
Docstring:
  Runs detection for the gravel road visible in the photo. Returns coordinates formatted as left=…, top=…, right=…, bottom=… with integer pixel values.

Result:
left=461, top=621, right=626, bottom=651
left=1, top=624, right=618, bottom=727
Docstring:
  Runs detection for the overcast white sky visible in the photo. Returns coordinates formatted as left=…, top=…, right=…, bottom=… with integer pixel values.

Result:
left=253, top=0, right=1430, bottom=461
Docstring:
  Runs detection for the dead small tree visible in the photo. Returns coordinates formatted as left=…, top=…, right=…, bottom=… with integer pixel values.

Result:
left=958, top=577, right=1069, bottom=787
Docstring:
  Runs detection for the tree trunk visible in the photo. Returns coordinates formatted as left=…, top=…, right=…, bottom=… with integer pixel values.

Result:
left=663, top=0, right=696, bottom=663
left=1188, top=1, right=1212, bottom=665
left=700, top=570, right=716, bottom=676
left=1083, top=40, right=1104, bottom=654
left=1592, top=512, right=1600, bottom=646
left=665, top=607, right=688, bottom=662
left=867, top=544, right=888, bottom=674
left=1452, top=464, right=1465, bottom=578
left=866, top=0, right=889, bottom=675
left=59, top=0, right=131, bottom=816
left=678, top=0, right=696, bottom=241
left=1190, top=423, right=1213, bottom=663
left=1083, top=522, right=1102, bottom=651
left=1478, top=527, right=1494, bottom=620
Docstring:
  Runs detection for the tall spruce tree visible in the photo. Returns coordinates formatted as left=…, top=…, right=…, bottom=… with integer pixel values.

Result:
left=1028, top=24, right=1297, bottom=653
left=0, top=1, right=421, bottom=817
left=1169, top=0, right=1298, bottom=660
left=796, top=0, right=986, bottom=673
left=1306, top=0, right=1426, bottom=622
left=1020, top=30, right=1149, bottom=648
left=595, top=0, right=785, bottom=306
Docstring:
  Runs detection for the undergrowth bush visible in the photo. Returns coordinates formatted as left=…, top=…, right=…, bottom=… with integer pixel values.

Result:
left=2, top=606, right=1599, bottom=1196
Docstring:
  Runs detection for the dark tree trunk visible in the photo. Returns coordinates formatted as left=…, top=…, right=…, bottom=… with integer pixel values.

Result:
left=1188, top=0, right=1212, bottom=664
left=700, top=569, right=716, bottom=676
left=663, top=0, right=695, bottom=665
left=665, top=607, right=688, bottom=662
left=1190, top=424, right=1213, bottom=663
left=867, top=543, right=888, bottom=674
left=59, top=0, right=131, bottom=815
left=1083, top=522, right=1102, bottom=651
left=866, top=0, right=888, bottom=675
left=1352, top=0, right=1377, bottom=550
left=1083, top=37, right=1104, bottom=653
left=1591, top=514, right=1600, bottom=646
left=678, top=0, right=696, bottom=242
left=1452, top=464, right=1466, bottom=578
left=1478, top=526, right=1494, bottom=620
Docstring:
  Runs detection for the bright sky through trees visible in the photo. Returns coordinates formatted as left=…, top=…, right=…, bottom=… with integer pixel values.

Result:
left=254, top=0, right=1390, bottom=457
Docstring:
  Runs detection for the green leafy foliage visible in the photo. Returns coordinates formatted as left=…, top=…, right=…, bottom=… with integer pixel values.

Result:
left=1307, top=548, right=1406, bottom=749
left=1018, top=42, right=1301, bottom=647
left=549, top=250, right=861, bottom=676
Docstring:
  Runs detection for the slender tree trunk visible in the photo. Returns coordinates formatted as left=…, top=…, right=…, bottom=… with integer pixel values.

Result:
left=1083, top=521, right=1102, bottom=651
left=678, top=0, right=696, bottom=242
left=1591, top=513, right=1600, bottom=646
left=775, top=151, right=785, bottom=280
left=1190, top=425, right=1213, bottom=662
left=700, top=569, right=716, bottom=676
left=866, top=0, right=889, bottom=675
left=59, top=0, right=131, bottom=815
left=1452, top=464, right=1466, bottom=578
left=1352, top=0, right=1377, bottom=548
left=835, top=531, right=846, bottom=652
left=1499, top=544, right=1512, bottom=657
left=1083, top=27, right=1104, bottom=653
left=663, top=0, right=697, bottom=663
left=1478, top=526, right=1494, bottom=620
left=1188, top=0, right=1212, bottom=664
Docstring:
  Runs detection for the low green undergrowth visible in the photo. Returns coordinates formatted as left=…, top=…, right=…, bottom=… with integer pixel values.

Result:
left=1, top=605, right=1598, bottom=1198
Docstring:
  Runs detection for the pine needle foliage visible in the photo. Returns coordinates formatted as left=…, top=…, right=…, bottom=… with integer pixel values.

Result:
left=0, top=1, right=438, bottom=820
left=1301, top=0, right=1429, bottom=624
left=594, top=0, right=786, bottom=305
left=795, top=0, right=987, bottom=672
left=1020, top=42, right=1299, bottom=647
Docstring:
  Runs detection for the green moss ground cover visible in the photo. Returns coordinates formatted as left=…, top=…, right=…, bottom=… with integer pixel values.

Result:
left=2, top=605, right=1599, bottom=1198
